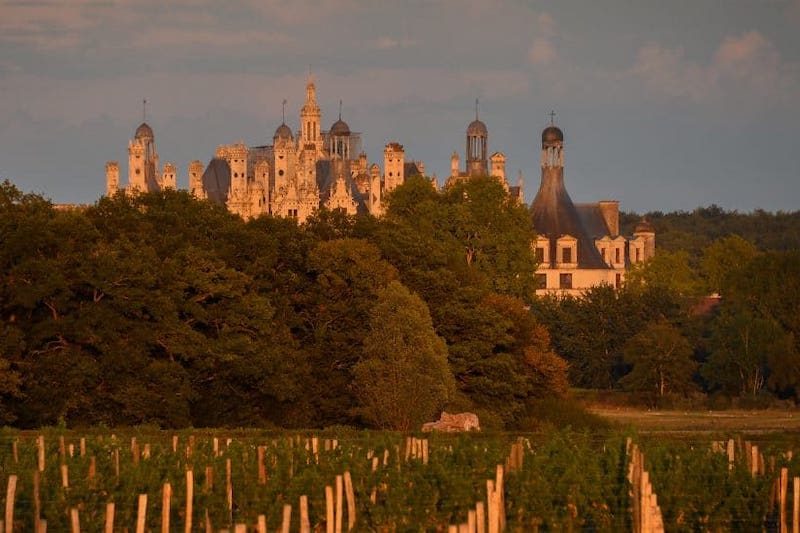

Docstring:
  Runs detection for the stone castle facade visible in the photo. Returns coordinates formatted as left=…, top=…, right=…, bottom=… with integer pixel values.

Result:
left=105, top=80, right=654, bottom=294
left=529, top=120, right=656, bottom=295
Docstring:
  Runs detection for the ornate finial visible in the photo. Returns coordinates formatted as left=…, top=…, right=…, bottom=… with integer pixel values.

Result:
left=475, top=98, right=479, bottom=120
left=282, top=99, right=287, bottom=124
left=338, top=99, right=342, bottom=120
left=143, top=99, right=147, bottom=122
left=548, top=110, right=556, bottom=125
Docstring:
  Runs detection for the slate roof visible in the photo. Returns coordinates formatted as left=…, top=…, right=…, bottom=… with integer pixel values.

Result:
left=530, top=170, right=610, bottom=270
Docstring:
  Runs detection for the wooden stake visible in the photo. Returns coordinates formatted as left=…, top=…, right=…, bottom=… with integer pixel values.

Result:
left=104, top=503, right=115, bottom=533
left=88, top=457, right=96, bottom=481
left=161, top=482, right=171, bottom=533
left=33, top=470, right=42, bottom=531
left=5, top=474, right=17, bottom=533
left=326, top=485, right=334, bottom=533
left=257, top=515, right=267, bottom=533
left=37, top=435, right=45, bottom=472
left=61, top=464, right=69, bottom=488
left=793, top=476, right=799, bottom=533
left=727, top=439, right=735, bottom=470
left=136, top=493, right=147, bottom=533
left=486, top=480, right=497, bottom=533
left=114, top=448, right=120, bottom=478
left=476, top=501, right=486, bottom=533
left=226, top=458, right=233, bottom=524
left=300, top=495, right=311, bottom=533
left=70, top=508, right=80, bottom=533
left=185, top=470, right=194, bottom=533
left=281, top=504, right=292, bottom=533
left=336, top=475, right=344, bottom=533
left=780, top=468, right=788, bottom=533
left=344, top=471, right=356, bottom=530
left=205, top=466, right=214, bottom=490
left=258, top=446, right=267, bottom=484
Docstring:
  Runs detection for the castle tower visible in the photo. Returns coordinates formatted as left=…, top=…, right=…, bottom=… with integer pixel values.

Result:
left=300, top=76, right=322, bottom=150
left=329, top=102, right=351, bottom=160
left=466, top=100, right=488, bottom=177
left=451, top=151, right=459, bottom=178
left=226, top=143, right=250, bottom=217
left=384, top=142, right=405, bottom=193
left=369, top=163, right=382, bottom=215
left=490, top=152, right=507, bottom=184
left=128, top=122, right=159, bottom=193
left=273, top=121, right=295, bottom=190
left=105, top=161, right=119, bottom=196
left=531, top=118, right=607, bottom=271
left=633, top=217, right=656, bottom=262
left=228, top=143, right=248, bottom=192
left=188, top=160, right=205, bottom=198
left=162, top=162, right=177, bottom=189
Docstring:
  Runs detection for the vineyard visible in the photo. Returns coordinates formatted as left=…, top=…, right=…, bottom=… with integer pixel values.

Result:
left=0, top=428, right=799, bottom=531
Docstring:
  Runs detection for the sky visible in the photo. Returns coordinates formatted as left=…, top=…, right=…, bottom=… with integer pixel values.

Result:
left=1, top=0, right=799, bottom=213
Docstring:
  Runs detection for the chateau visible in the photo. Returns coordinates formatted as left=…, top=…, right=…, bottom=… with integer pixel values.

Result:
left=530, top=121, right=655, bottom=295
left=105, top=79, right=654, bottom=294
left=108, top=78, right=515, bottom=222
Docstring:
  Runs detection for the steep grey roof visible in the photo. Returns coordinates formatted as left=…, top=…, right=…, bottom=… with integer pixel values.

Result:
left=201, top=158, right=231, bottom=204
left=531, top=170, right=609, bottom=270
left=575, top=203, right=612, bottom=239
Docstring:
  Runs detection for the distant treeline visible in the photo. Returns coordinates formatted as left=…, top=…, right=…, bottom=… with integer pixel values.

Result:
left=2, top=178, right=799, bottom=430
left=621, top=206, right=800, bottom=261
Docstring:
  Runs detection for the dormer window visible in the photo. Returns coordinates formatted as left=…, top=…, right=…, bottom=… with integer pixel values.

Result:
left=556, top=235, right=577, bottom=268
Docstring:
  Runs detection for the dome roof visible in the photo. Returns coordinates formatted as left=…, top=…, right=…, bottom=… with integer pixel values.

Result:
left=273, top=123, right=293, bottom=141
left=467, top=119, right=488, bottom=136
left=330, top=118, right=350, bottom=136
left=542, top=125, right=563, bottom=144
left=135, top=122, right=154, bottom=140
left=634, top=217, right=655, bottom=234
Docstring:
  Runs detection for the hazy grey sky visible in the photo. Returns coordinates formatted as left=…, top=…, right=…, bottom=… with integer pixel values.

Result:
left=1, top=0, right=798, bottom=213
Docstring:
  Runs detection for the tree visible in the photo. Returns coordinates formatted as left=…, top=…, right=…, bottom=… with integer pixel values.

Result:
left=699, top=234, right=759, bottom=296
left=703, top=306, right=799, bottom=398
left=351, top=281, right=454, bottom=430
left=620, top=321, right=696, bottom=398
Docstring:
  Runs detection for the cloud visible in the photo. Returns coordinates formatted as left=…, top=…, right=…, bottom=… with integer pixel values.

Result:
left=527, top=12, right=557, bottom=66
left=630, top=30, right=795, bottom=103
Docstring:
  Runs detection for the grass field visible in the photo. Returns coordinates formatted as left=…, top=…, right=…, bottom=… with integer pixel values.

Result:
left=589, top=406, right=800, bottom=434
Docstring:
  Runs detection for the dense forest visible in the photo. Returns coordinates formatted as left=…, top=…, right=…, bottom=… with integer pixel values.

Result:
left=1, top=178, right=799, bottom=429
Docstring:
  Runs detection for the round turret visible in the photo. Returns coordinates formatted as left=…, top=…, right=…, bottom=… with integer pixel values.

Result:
left=467, top=119, right=488, bottom=136
left=135, top=122, right=154, bottom=140
left=330, top=118, right=351, bottom=136
left=634, top=217, right=655, bottom=234
left=273, top=123, right=294, bottom=142
left=542, top=125, right=563, bottom=144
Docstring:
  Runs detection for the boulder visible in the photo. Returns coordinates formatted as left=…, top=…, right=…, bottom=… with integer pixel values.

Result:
left=421, top=411, right=480, bottom=432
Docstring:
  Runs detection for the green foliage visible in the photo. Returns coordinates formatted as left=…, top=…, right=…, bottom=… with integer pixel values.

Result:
left=620, top=321, right=697, bottom=400
left=352, top=281, right=454, bottom=430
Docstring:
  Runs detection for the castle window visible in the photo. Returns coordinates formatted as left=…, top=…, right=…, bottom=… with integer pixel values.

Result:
left=559, top=273, right=573, bottom=289
left=562, top=248, right=572, bottom=263
left=615, top=273, right=622, bottom=288
left=535, top=274, right=547, bottom=289
left=279, top=170, right=284, bottom=176
left=635, top=248, right=641, bottom=262
left=615, top=248, right=621, bottom=264
left=535, top=247, right=545, bottom=263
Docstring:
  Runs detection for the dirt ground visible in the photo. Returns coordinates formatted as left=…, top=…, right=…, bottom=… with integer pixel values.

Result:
left=589, top=406, right=800, bottom=435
